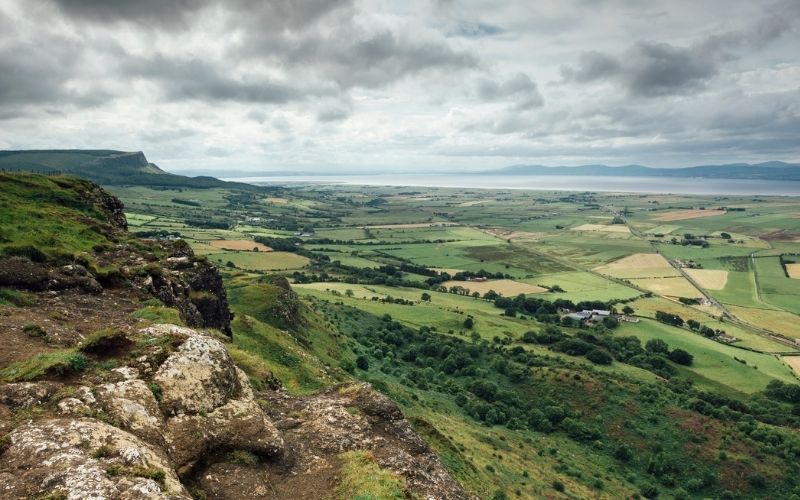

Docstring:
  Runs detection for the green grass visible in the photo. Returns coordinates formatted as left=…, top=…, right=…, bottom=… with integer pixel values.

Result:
left=617, top=320, right=797, bottom=394
left=132, top=306, right=184, bottom=325
left=335, top=451, right=406, bottom=500
left=0, top=174, right=126, bottom=260
left=207, top=251, right=309, bottom=271
left=0, top=350, right=87, bottom=382
left=229, top=314, right=331, bottom=394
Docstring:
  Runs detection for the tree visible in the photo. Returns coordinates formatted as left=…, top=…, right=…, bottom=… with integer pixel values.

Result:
left=602, top=316, right=619, bottom=329
left=463, top=317, right=474, bottom=329
left=420, top=292, right=431, bottom=302
left=668, top=348, right=693, bottom=366
left=345, top=289, right=354, bottom=297
left=355, top=355, right=370, bottom=370
left=645, top=339, right=669, bottom=354
left=622, top=305, right=634, bottom=315
left=586, top=349, right=613, bottom=365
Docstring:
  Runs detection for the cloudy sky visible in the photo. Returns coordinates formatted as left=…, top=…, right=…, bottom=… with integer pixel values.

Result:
left=0, top=0, right=798, bottom=173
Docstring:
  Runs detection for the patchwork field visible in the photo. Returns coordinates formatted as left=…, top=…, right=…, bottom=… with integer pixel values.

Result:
left=727, top=305, right=800, bottom=339
left=209, top=239, right=272, bottom=251
left=629, top=276, right=702, bottom=298
left=572, top=223, right=630, bottom=233
left=594, top=253, right=679, bottom=279
left=783, top=356, right=800, bottom=376
left=207, top=251, right=309, bottom=271
left=654, top=209, right=727, bottom=221
left=440, top=279, right=547, bottom=296
left=362, top=222, right=458, bottom=229
left=684, top=269, right=729, bottom=290
left=617, top=320, right=797, bottom=394
left=786, top=263, right=800, bottom=279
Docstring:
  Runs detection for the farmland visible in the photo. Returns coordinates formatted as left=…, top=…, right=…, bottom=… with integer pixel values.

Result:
left=105, top=179, right=800, bottom=499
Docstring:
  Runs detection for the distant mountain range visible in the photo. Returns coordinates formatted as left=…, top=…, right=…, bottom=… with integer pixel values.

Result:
left=2, top=150, right=799, bottom=183
left=485, top=162, right=800, bottom=181
left=0, top=150, right=262, bottom=190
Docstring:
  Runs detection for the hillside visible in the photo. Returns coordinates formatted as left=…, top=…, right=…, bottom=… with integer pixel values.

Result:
left=0, top=174, right=467, bottom=499
left=0, top=150, right=261, bottom=190
left=489, top=162, right=800, bottom=181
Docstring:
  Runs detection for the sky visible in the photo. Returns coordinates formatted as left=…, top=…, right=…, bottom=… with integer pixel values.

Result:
left=0, top=0, right=798, bottom=173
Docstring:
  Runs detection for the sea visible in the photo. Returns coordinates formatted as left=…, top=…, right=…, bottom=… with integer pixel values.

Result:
left=223, top=174, right=800, bottom=197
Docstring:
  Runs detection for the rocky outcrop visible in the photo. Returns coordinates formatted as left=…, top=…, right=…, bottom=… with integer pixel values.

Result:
left=0, top=324, right=467, bottom=499
left=146, top=249, right=233, bottom=335
left=0, top=418, right=188, bottom=499
left=0, top=324, right=284, bottom=498
left=0, top=258, right=102, bottom=294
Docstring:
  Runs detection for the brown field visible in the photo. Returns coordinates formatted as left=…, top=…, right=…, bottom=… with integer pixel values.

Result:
left=363, top=222, right=459, bottom=229
left=786, top=263, right=800, bottom=279
left=572, top=223, right=630, bottom=233
left=782, top=356, right=800, bottom=376
left=729, top=305, right=800, bottom=338
left=684, top=269, right=729, bottom=290
left=654, top=209, right=726, bottom=221
left=440, top=279, right=547, bottom=296
left=264, top=197, right=289, bottom=204
left=629, top=277, right=702, bottom=298
left=594, top=253, right=679, bottom=279
left=209, top=240, right=272, bottom=252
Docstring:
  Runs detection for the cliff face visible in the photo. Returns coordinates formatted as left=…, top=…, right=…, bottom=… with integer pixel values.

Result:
left=0, top=174, right=232, bottom=334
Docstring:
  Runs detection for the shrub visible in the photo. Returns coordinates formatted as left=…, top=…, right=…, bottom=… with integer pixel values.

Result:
left=552, top=480, right=565, bottom=492
left=356, top=355, right=370, bottom=371
left=148, top=383, right=163, bottom=402
left=668, top=348, right=694, bottom=366
left=586, top=349, right=613, bottom=365
left=23, top=323, right=46, bottom=338
left=645, top=339, right=669, bottom=354
left=614, top=443, right=633, bottom=462
left=748, top=473, right=766, bottom=489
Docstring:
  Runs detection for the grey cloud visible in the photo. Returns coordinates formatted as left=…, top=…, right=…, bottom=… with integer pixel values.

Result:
left=560, top=52, right=621, bottom=83
left=123, top=56, right=335, bottom=103
left=624, top=41, right=717, bottom=97
left=447, top=21, right=504, bottom=38
left=49, top=0, right=208, bottom=26
left=477, top=73, right=543, bottom=110
left=240, top=27, right=478, bottom=90
left=563, top=6, right=798, bottom=98
left=0, top=35, right=112, bottom=116
left=51, top=0, right=351, bottom=31
left=317, top=106, right=351, bottom=123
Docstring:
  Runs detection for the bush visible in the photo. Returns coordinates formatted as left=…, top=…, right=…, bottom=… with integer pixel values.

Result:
left=645, top=339, right=669, bottom=354
left=68, top=353, right=87, bottom=372
left=614, top=443, right=633, bottom=462
left=748, top=473, right=766, bottom=489
left=552, top=480, right=565, bottom=492
left=586, top=349, right=613, bottom=365
left=356, top=355, right=370, bottom=371
left=668, top=348, right=694, bottom=366
left=23, top=323, right=46, bottom=338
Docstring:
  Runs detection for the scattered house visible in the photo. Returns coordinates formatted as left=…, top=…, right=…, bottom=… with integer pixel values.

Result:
left=619, top=315, right=640, bottom=323
left=565, top=309, right=613, bottom=323
left=591, top=309, right=611, bottom=317
left=467, top=277, right=488, bottom=282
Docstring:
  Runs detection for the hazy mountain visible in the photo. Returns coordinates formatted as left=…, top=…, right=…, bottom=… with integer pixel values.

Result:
left=487, top=162, right=800, bottom=180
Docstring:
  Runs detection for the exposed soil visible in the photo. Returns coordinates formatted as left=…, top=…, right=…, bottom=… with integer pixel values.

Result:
left=0, top=288, right=146, bottom=368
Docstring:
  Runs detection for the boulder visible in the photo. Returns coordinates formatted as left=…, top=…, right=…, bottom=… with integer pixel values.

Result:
left=0, top=418, right=188, bottom=499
